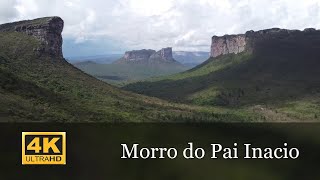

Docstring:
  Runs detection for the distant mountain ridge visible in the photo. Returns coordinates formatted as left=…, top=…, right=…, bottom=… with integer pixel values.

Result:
left=173, top=51, right=209, bottom=67
left=67, top=54, right=123, bottom=64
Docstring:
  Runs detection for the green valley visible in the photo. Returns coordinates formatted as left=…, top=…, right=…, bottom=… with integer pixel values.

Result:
left=0, top=17, right=259, bottom=122
left=73, top=61, right=188, bottom=86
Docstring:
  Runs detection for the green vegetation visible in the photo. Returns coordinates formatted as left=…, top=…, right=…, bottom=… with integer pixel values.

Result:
left=2, top=24, right=320, bottom=122
left=74, top=61, right=188, bottom=86
left=124, top=34, right=320, bottom=121
left=0, top=31, right=262, bottom=122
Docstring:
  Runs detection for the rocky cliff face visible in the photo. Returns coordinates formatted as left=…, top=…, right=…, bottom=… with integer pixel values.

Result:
left=210, top=28, right=320, bottom=58
left=0, top=16, right=64, bottom=59
left=116, top=47, right=178, bottom=64
left=211, top=35, right=246, bottom=58
left=123, top=49, right=156, bottom=62
left=149, top=47, right=175, bottom=62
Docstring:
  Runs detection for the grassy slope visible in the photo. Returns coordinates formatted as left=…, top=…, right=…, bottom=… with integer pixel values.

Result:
left=74, top=62, right=188, bottom=86
left=124, top=33, right=320, bottom=121
left=0, top=31, right=260, bottom=122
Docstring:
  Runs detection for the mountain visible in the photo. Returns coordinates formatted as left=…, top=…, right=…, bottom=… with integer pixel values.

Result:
left=124, top=28, right=320, bottom=121
left=173, top=51, right=209, bottom=67
left=73, top=47, right=188, bottom=86
left=0, top=16, right=250, bottom=122
left=0, top=16, right=64, bottom=58
left=115, top=47, right=181, bottom=65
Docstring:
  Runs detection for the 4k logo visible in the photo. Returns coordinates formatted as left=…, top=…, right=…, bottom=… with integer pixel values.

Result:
left=22, top=132, right=66, bottom=165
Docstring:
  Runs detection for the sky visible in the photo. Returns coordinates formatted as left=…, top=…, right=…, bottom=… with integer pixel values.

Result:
left=0, top=0, right=320, bottom=57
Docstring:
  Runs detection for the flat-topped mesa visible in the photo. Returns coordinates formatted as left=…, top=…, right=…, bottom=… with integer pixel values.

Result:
left=210, top=28, right=320, bottom=58
left=123, top=49, right=156, bottom=62
left=149, top=47, right=175, bottom=62
left=0, top=16, right=64, bottom=59
left=116, top=47, right=177, bottom=64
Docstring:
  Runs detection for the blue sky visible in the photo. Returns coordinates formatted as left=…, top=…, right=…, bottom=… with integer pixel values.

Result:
left=1, top=0, right=320, bottom=57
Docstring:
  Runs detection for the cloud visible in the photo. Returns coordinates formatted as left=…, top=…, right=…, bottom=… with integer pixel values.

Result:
left=0, top=0, right=19, bottom=23
left=1, top=0, right=320, bottom=55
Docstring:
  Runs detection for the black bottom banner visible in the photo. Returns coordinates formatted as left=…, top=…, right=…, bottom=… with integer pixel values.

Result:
left=1, top=123, right=320, bottom=180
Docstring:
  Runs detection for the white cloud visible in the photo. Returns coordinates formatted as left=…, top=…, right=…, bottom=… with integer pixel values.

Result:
left=1, top=0, right=320, bottom=55
left=0, top=0, right=19, bottom=23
